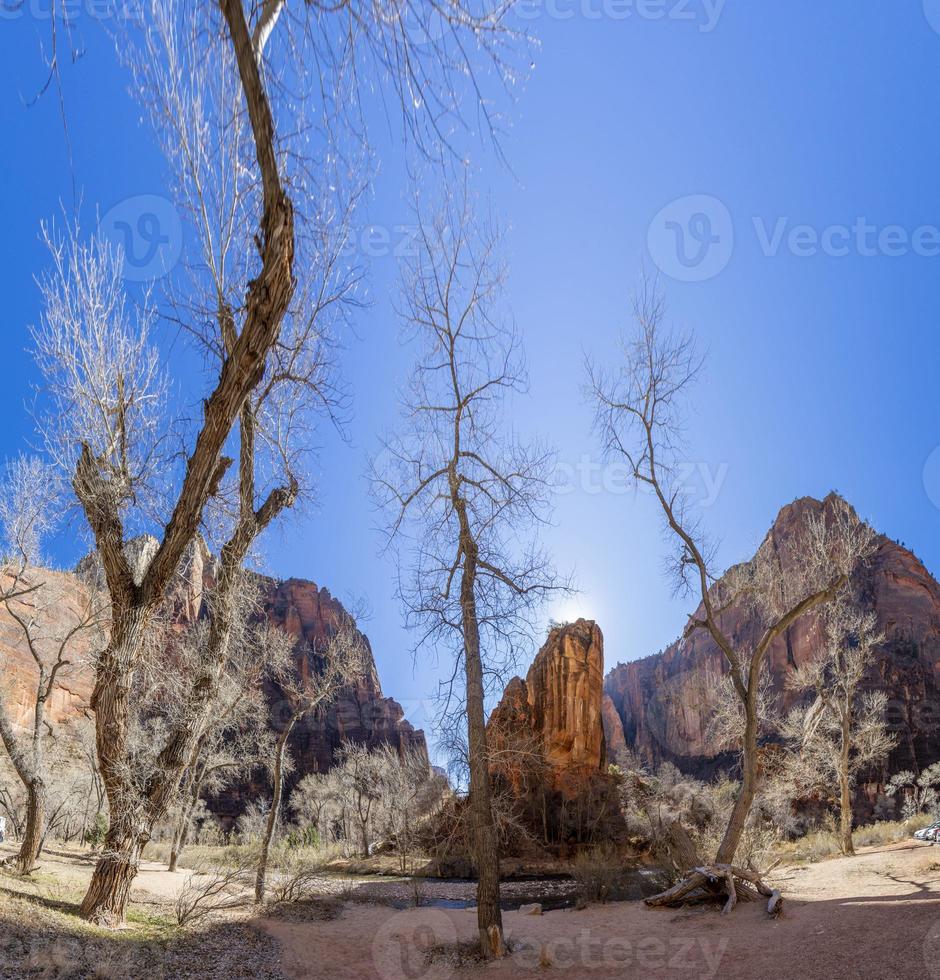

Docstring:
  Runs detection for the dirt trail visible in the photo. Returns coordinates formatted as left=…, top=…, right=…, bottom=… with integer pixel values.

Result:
left=261, top=840, right=940, bottom=980
left=0, top=841, right=202, bottom=902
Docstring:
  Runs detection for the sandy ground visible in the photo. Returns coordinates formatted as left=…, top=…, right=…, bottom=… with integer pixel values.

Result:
left=5, top=839, right=940, bottom=978
left=0, top=840, right=206, bottom=902
left=261, top=840, right=940, bottom=980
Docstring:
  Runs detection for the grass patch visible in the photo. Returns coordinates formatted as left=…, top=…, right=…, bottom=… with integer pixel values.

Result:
left=775, top=815, right=933, bottom=865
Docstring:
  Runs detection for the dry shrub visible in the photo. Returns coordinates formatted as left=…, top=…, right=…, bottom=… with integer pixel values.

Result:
left=571, top=843, right=623, bottom=904
left=175, top=863, right=252, bottom=927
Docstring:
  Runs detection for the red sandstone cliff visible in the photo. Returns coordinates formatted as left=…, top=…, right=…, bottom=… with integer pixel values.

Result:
left=0, top=547, right=426, bottom=804
left=605, top=494, right=940, bottom=787
left=488, top=619, right=607, bottom=793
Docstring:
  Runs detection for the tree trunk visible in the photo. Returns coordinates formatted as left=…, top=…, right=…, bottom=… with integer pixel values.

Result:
left=457, top=526, right=504, bottom=960
left=839, top=713, right=855, bottom=856
left=79, top=829, right=146, bottom=926
left=255, top=720, right=294, bottom=904
left=80, top=615, right=150, bottom=924
left=16, top=780, right=46, bottom=875
left=715, top=691, right=759, bottom=865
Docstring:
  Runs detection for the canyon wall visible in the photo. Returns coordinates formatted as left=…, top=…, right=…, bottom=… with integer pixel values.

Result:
left=605, top=494, right=940, bottom=790
left=488, top=619, right=607, bottom=794
left=1, top=544, right=426, bottom=811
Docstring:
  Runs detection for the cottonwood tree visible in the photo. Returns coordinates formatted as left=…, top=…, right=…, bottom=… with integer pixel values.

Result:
left=374, top=194, right=564, bottom=958
left=164, top=614, right=278, bottom=873
left=375, top=745, right=446, bottom=872
left=290, top=771, right=334, bottom=842
left=0, top=456, right=106, bottom=874
left=254, top=620, right=365, bottom=903
left=588, top=282, right=876, bottom=869
left=886, top=763, right=940, bottom=819
left=27, top=0, right=529, bottom=925
left=780, top=602, right=896, bottom=855
left=332, top=741, right=386, bottom=859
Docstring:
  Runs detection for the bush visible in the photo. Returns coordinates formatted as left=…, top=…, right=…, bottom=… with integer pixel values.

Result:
left=571, top=844, right=623, bottom=904
left=285, top=825, right=320, bottom=849
left=84, top=813, right=108, bottom=848
left=775, top=814, right=932, bottom=865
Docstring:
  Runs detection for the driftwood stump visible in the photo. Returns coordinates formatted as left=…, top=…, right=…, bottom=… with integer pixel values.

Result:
left=645, top=864, right=782, bottom=917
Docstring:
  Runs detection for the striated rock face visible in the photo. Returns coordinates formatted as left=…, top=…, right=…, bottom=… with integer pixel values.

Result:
left=489, top=619, right=607, bottom=793
left=260, top=577, right=427, bottom=775
left=605, top=494, right=940, bottom=791
left=1, top=549, right=426, bottom=813
left=601, top=694, right=627, bottom=760
left=0, top=568, right=96, bottom=731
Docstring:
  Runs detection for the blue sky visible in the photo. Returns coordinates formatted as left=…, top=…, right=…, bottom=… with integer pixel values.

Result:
left=3, top=2, right=940, bottom=764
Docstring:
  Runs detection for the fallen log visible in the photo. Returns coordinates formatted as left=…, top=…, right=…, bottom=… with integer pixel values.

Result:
left=644, top=872, right=708, bottom=908
left=645, top=864, right=782, bottom=917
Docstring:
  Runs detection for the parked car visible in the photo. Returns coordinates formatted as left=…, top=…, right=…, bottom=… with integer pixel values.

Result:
left=914, top=822, right=940, bottom=842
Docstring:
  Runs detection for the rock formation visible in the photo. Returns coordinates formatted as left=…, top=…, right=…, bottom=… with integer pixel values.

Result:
left=605, top=494, right=940, bottom=798
left=488, top=619, right=607, bottom=794
left=259, top=577, right=427, bottom=773
left=487, top=620, right=625, bottom=846
left=0, top=567, right=96, bottom=731
left=0, top=545, right=426, bottom=816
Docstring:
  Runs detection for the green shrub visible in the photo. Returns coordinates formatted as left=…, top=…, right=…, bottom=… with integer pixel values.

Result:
left=84, top=813, right=108, bottom=848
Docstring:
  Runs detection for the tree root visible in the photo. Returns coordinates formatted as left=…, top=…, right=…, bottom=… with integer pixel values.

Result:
left=645, top=864, right=783, bottom=917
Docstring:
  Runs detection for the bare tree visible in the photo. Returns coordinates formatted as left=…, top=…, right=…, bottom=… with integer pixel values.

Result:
left=25, top=0, right=529, bottom=925
left=164, top=613, right=279, bottom=873
left=587, top=281, right=876, bottom=869
left=780, top=601, right=896, bottom=855
left=375, top=745, right=446, bottom=872
left=0, top=456, right=106, bottom=874
left=254, top=620, right=366, bottom=904
left=374, top=191, right=564, bottom=958
left=290, top=771, right=337, bottom=845
left=332, top=742, right=386, bottom=860
left=886, top=763, right=940, bottom=818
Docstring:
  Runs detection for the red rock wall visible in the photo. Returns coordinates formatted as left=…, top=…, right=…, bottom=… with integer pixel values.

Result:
left=0, top=553, right=426, bottom=815
left=488, top=619, right=607, bottom=793
left=605, top=495, right=940, bottom=790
